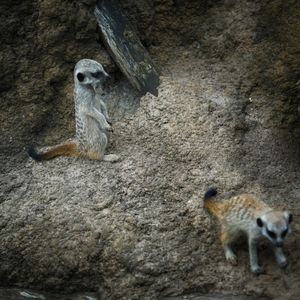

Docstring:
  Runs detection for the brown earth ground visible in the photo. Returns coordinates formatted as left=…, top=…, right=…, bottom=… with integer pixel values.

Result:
left=0, top=0, right=300, bottom=299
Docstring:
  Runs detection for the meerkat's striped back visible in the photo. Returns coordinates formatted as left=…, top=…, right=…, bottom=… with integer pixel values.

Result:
left=204, top=188, right=269, bottom=221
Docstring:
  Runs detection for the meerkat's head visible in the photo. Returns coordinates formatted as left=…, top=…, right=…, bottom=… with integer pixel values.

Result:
left=257, top=211, right=293, bottom=247
left=74, top=59, right=110, bottom=90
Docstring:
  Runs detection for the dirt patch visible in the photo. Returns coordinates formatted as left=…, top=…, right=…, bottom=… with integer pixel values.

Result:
left=0, top=0, right=299, bottom=299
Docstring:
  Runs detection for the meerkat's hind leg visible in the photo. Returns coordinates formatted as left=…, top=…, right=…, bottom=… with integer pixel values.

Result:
left=103, top=154, right=120, bottom=162
left=220, top=226, right=238, bottom=265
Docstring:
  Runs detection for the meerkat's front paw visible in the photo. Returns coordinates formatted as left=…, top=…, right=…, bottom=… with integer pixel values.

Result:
left=278, top=258, right=288, bottom=269
left=275, top=248, right=288, bottom=268
left=105, top=125, right=113, bottom=133
left=225, top=249, right=238, bottom=265
left=251, top=265, right=265, bottom=275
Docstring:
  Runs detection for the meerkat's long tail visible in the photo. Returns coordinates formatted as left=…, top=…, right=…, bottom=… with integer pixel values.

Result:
left=203, top=187, right=222, bottom=217
left=28, top=142, right=80, bottom=161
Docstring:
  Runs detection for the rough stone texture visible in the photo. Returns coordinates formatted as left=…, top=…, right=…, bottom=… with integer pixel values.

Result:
left=0, top=0, right=300, bottom=299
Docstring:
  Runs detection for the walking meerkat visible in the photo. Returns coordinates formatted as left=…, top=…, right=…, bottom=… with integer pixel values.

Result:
left=28, top=59, right=119, bottom=162
left=203, top=188, right=293, bottom=274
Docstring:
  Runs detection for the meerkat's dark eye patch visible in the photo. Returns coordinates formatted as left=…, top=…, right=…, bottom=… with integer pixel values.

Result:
left=288, top=214, right=293, bottom=223
left=77, top=72, right=85, bottom=82
left=91, top=71, right=103, bottom=79
left=256, top=218, right=263, bottom=227
left=281, top=228, right=288, bottom=238
left=267, top=229, right=276, bottom=239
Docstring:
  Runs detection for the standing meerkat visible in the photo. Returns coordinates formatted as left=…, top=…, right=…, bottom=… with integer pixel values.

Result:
left=203, top=188, right=293, bottom=274
left=28, top=59, right=119, bottom=162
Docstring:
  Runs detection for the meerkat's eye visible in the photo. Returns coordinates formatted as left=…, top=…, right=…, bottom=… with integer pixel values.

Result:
left=77, top=72, right=85, bottom=82
left=91, top=71, right=102, bottom=79
left=281, top=228, right=288, bottom=238
left=267, top=229, right=276, bottom=239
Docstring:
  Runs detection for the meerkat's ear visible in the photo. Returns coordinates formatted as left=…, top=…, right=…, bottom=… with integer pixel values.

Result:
left=283, top=211, right=293, bottom=223
left=256, top=218, right=263, bottom=227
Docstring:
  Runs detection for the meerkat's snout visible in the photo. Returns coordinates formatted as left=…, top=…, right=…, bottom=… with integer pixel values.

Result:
left=91, top=70, right=110, bottom=81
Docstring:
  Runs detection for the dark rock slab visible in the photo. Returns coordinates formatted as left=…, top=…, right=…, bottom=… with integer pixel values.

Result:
left=95, top=0, right=160, bottom=96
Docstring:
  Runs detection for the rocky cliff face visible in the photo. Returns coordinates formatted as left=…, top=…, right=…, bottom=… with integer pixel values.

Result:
left=0, top=0, right=299, bottom=299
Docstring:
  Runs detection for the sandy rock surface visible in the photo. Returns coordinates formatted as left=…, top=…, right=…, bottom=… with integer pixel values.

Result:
left=0, top=0, right=299, bottom=299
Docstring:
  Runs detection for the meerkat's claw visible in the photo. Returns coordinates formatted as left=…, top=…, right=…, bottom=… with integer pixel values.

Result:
left=251, top=266, right=265, bottom=275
